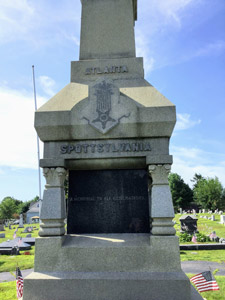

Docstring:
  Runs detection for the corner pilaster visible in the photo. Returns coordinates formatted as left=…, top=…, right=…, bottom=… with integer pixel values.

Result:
left=39, top=167, right=67, bottom=237
left=148, top=164, right=176, bottom=236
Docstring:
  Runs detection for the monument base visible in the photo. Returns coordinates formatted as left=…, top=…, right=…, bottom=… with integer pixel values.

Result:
left=23, top=234, right=203, bottom=299
left=23, top=271, right=202, bottom=300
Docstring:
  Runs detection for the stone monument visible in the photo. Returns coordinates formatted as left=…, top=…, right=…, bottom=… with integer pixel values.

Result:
left=0, top=220, right=5, bottom=231
left=23, top=1, right=203, bottom=299
left=180, top=215, right=198, bottom=233
left=18, top=214, right=24, bottom=228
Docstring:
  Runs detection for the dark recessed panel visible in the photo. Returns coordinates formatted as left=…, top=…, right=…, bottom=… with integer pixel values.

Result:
left=67, top=169, right=150, bottom=234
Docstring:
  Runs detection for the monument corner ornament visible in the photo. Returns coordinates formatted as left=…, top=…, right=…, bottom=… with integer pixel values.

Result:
left=24, top=0, right=203, bottom=300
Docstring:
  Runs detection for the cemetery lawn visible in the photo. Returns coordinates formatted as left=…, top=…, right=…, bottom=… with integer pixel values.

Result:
left=174, top=213, right=225, bottom=239
left=0, top=249, right=35, bottom=272
left=187, top=274, right=225, bottom=300
left=180, top=250, right=225, bottom=263
left=0, top=224, right=39, bottom=272
left=0, top=281, right=17, bottom=300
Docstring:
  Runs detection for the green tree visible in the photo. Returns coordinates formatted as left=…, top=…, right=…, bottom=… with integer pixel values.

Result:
left=0, top=197, right=22, bottom=219
left=18, top=196, right=39, bottom=214
left=193, top=176, right=224, bottom=210
left=168, top=173, right=193, bottom=211
left=191, top=173, right=205, bottom=188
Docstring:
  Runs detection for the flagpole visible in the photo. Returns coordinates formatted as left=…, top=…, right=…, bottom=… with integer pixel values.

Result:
left=32, top=66, right=42, bottom=205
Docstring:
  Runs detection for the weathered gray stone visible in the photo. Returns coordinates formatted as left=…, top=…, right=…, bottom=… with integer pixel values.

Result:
left=23, top=271, right=193, bottom=300
left=39, top=168, right=67, bottom=237
left=79, top=0, right=136, bottom=60
left=23, top=0, right=203, bottom=299
left=18, top=214, right=24, bottom=228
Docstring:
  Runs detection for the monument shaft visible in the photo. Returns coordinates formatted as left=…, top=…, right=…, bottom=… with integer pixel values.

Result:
left=23, top=1, right=203, bottom=299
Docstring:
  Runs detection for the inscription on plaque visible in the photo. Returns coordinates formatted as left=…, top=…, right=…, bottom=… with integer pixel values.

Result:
left=67, top=169, right=150, bottom=234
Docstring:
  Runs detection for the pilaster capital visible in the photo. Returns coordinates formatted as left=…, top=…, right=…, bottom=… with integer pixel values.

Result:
left=148, top=164, right=171, bottom=185
left=43, top=167, right=67, bottom=188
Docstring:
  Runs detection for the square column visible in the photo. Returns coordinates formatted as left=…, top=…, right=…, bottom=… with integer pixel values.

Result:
left=148, top=164, right=176, bottom=236
left=39, top=167, right=67, bottom=237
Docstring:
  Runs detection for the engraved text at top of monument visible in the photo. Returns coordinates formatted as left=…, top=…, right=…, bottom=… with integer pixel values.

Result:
left=82, top=79, right=130, bottom=134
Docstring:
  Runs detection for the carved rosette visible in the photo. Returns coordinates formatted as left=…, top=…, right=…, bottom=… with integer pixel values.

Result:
left=39, top=167, right=67, bottom=237
left=148, top=164, right=176, bottom=236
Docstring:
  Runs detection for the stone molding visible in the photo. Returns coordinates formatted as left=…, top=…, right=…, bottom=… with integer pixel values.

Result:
left=148, top=164, right=171, bottom=185
left=148, top=164, right=175, bottom=236
left=39, top=167, right=67, bottom=237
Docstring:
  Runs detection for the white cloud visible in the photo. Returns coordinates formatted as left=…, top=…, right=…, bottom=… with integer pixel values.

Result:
left=135, top=29, right=155, bottom=73
left=175, top=113, right=201, bottom=131
left=0, top=0, right=81, bottom=47
left=171, top=146, right=225, bottom=187
left=151, top=0, right=197, bottom=26
left=193, top=40, right=225, bottom=58
left=38, top=76, right=56, bottom=97
left=135, top=0, right=203, bottom=74
left=0, top=0, right=34, bottom=42
left=0, top=87, right=46, bottom=169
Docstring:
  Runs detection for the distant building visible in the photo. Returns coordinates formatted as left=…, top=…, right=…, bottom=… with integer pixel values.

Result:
left=26, top=200, right=41, bottom=224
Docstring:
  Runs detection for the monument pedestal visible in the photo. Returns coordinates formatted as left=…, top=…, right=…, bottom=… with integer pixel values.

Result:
left=24, top=235, right=202, bottom=300
left=23, top=0, right=203, bottom=299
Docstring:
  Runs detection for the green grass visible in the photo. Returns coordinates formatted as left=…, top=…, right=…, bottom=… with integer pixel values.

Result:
left=0, top=224, right=40, bottom=243
left=187, top=274, right=225, bottom=300
left=0, top=281, right=17, bottom=300
left=180, top=250, right=225, bottom=263
left=174, top=213, right=225, bottom=242
left=0, top=224, right=39, bottom=272
left=0, top=250, right=35, bottom=272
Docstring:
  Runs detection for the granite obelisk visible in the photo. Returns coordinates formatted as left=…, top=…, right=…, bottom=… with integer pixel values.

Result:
left=23, top=1, right=203, bottom=299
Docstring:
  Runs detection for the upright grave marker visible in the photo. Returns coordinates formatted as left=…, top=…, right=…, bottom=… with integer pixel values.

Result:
left=23, top=1, right=203, bottom=299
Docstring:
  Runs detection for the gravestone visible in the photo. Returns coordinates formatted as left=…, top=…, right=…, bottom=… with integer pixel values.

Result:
left=0, top=224, right=4, bottom=231
left=220, top=215, right=225, bottom=224
left=211, top=215, right=215, bottom=221
left=18, top=214, right=24, bottom=228
left=23, top=1, right=203, bottom=300
left=0, top=233, right=5, bottom=238
left=179, top=215, right=198, bottom=233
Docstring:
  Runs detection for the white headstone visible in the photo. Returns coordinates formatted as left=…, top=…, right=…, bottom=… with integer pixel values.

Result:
left=220, top=215, right=225, bottom=224
left=211, top=215, right=215, bottom=221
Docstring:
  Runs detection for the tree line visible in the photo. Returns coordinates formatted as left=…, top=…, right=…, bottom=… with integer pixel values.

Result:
left=0, top=196, right=39, bottom=220
left=169, top=173, right=225, bottom=212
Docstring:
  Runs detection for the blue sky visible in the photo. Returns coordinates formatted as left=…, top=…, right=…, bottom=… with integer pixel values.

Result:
left=0, top=0, right=225, bottom=202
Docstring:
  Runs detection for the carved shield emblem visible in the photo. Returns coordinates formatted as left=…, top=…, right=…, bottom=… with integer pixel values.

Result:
left=82, top=78, right=130, bottom=134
